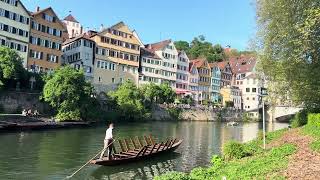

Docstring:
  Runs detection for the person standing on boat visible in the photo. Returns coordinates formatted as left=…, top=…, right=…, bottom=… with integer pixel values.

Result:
left=100, top=123, right=114, bottom=160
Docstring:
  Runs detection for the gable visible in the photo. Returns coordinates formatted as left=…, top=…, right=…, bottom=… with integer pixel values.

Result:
left=33, top=8, right=66, bottom=29
left=110, top=21, right=132, bottom=34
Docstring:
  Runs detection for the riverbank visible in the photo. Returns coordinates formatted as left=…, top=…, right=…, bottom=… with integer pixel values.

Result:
left=155, top=124, right=320, bottom=179
left=0, top=115, right=90, bottom=132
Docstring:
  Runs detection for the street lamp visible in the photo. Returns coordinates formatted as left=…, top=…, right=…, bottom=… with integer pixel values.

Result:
left=260, top=87, right=268, bottom=149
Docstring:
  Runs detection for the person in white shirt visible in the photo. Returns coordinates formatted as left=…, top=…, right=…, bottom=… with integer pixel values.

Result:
left=100, top=123, right=114, bottom=160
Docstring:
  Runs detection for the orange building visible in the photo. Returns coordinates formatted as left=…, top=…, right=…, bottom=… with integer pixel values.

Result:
left=27, top=7, right=66, bottom=73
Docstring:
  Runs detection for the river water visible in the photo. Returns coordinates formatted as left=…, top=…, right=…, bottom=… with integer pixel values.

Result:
left=0, top=121, right=288, bottom=180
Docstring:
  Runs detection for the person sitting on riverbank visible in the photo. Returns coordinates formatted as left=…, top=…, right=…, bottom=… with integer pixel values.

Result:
left=100, top=123, right=114, bottom=160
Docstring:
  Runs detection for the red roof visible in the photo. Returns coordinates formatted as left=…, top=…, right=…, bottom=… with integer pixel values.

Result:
left=63, top=33, right=93, bottom=45
left=145, top=39, right=172, bottom=52
left=64, top=14, right=79, bottom=23
left=209, top=62, right=219, bottom=68
left=190, top=58, right=206, bottom=68
left=217, top=61, right=228, bottom=70
left=229, top=56, right=256, bottom=74
left=140, top=47, right=161, bottom=59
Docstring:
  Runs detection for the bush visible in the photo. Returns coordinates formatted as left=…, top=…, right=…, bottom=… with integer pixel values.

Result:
left=290, top=110, right=307, bottom=128
left=307, top=113, right=320, bottom=127
left=154, top=172, right=190, bottom=180
left=168, top=107, right=182, bottom=120
left=222, top=140, right=249, bottom=160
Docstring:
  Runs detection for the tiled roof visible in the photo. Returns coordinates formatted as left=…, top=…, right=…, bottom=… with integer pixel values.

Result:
left=209, top=62, right=219, bottom=68
left=190, top=58, right=206, bottom=68
left=63, top=33, right=93, bottom=45
left=229, top=56, right=256, bottom=74
left=63, top=14, right=79, bottom=23
left=140, top=47, right=161, bottom=59
left=145, top=39, right=172, bottom=52
left=217, top=61, right=228, bottom=70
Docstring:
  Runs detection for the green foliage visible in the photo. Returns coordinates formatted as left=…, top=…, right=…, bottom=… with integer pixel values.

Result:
left=310, top=140, right=320, bottom=152
left=42, top=66, right=95, bottom=121
left=159, top=82, right=176, bottom=104
left=156, top=144, right=296, bottom=180
left=222, top=140, right=249, bottom=160
left=225, top=101, right=234, bottom=108
left=174, top=35, right=226, bottom=62
left=109, top=80, right=148, bottom=121
left=0, top=46, right=25, bottom=88
left=154, top=172, right=190, bottom=180
left=307, top=113, right=320, bottom=127
left=256, top=0, right=320, bottom=110
left=167, top=107, right=182, bottom=120
left=180, top=95, right=194, bottom=105
left=291, top=110, right=308, bottom=128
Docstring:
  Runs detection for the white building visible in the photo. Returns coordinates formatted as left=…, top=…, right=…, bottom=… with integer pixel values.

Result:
left=188, top=62, right=200, bottom=102
left=0, top=0, right=30, bottom=67
left=63, top=14, right=82, bottom=38
left=139, top=40, right=178, bottom=89
left=62, top=34, right=95, bottom=81
left=242, top=74, right=260, bottom=117
left=176, top=50, right=190, bottom=95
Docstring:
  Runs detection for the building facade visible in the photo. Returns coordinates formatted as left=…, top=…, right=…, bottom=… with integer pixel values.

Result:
left=62, top=34, right=95, bottom=81
left=218, top=61, right=232, bottom=87
left=176, top=51, right=189, bottom=95
left=0, top=0, right=30, bottom=67
left=190, top=59, right=211, bottom=103
left=140, top=40, right=178, bottom=89
left=28, top=7, right=65, bottom=73
left=220, top=85, right=242, bottom=109
left=63, top=14, right=82, bottom=38
left=209, top=63, right=221, bottom=104
left=91, top=22, right=142, bottom=92
left=188, top=62, right=199, bottom=102
left=242, top=74, right=260, bottom=117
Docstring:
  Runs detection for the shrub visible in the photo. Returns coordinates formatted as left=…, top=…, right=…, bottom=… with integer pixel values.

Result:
left=168, top=107, right=182, bottom=120
left=190, top=167, right=211, bottom=180
left=310, top=140, right=320, bottom=152
left=154, top=172, right=190, bottom=180
left=307, top=113, right=320, bottom=127
left=222, top=140, right=249, bottom=160
left=290, top=110, right=307, bottom=128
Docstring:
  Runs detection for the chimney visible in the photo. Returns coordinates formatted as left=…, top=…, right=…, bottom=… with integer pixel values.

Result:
left=147, top=44, right=152, bottom=49
left=100, top=24, right=104, bottom=31
left=80, top=26, right=83, bottom=35
left=36, top=6, right=40, bottom=12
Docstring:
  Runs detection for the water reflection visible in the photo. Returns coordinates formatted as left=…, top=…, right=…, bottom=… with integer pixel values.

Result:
left=90, top=152, right=180, bottom=180
left=0, top=121, right=288, bottom=180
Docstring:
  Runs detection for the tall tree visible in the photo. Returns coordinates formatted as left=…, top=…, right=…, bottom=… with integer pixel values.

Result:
left=42, top=66, right=95, bottom=121
left=0, top=47, right=25, bottom=88
left=174, top=41, right=190, bottom=52
left=256, top=0, right=320, bottom=111
left=175, top=35, right=226, bottom=62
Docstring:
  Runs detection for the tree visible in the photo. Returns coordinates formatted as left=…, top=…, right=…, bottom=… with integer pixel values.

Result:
left=42, top=66, right=95, bottom=121
left=158, top=82, right=176, bottom=104
left=175, top=35, right=226, bottom=62
left=0, top=47, right=25, bottom=88
left=109, top=80, right=148, bottom=121
left=174, top=41, right=190, bottom=52
left=256, top=0, right=320, bottom=112
left=140, top=83, right=161, bottom=104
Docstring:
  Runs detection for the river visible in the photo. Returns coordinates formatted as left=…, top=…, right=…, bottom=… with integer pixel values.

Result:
left=0, top=121, right=288, bottom=180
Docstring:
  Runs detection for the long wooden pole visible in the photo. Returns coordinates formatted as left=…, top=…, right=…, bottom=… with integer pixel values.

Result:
left=66, top=140, right=115, bottom=179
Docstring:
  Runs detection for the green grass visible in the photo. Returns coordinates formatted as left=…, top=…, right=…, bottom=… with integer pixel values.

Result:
left=303, top=125, right=320, bottom=152
left=155, top=129, right=295, bottom=180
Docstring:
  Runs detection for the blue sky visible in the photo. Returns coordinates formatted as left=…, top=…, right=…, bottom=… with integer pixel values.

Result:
left=22, top=0, right=256, bottom=50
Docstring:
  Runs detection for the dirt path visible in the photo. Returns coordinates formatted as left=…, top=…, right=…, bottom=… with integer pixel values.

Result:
left=269, top=129, right=320, bottom=179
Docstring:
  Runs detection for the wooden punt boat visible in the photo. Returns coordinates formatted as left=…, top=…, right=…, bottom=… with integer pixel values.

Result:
left=90, top=135, right=183, bottom=166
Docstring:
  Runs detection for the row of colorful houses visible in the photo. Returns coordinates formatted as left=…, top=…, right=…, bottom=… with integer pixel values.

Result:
left=0, top=1, right=262, bottom=117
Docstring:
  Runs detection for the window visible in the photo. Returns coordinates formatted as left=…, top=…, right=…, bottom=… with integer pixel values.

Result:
left=252, top=88, right=257, bottom=93
left=246, top=88, right=250, bottom=92
left=112, top=78, right=115, bottom=83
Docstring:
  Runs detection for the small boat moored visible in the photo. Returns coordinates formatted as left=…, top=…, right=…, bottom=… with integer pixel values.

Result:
left=90, top=135, right=183, bottom=166
left=227, top=121, right=239, bottom=126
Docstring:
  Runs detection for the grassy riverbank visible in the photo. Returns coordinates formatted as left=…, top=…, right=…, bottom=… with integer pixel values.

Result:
left=155, top=117, right=320, bottom=179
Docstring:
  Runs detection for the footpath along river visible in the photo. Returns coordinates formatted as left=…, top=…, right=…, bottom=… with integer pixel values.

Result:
left=0, top=121, right=288, bottom=180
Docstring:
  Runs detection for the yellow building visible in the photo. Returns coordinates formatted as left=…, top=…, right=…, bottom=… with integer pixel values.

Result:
left=190, top=58, right=211, bottom=103
left=90, top=22, right=143, bottom=92
left=220, top=85, right=242, bottom=108
left=27, top=7, right=66, bottom=73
